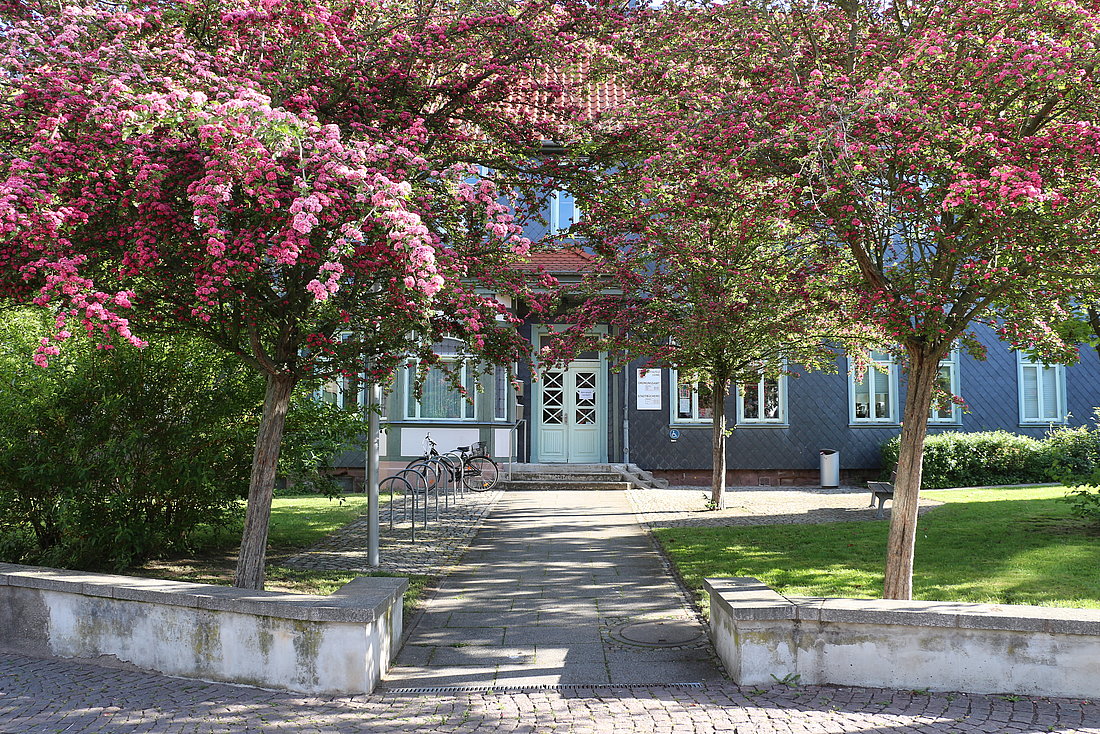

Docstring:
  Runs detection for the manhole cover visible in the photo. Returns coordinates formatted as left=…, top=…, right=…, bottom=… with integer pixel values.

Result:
left=608, top=620, right=704, bottom=648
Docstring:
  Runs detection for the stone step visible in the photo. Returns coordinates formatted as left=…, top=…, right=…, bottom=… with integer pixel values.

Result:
left=507, top=472, right=623, bottom=483
left=619, top=464, right=670, bottom=490
left=501, top=480, right=634, bottom=492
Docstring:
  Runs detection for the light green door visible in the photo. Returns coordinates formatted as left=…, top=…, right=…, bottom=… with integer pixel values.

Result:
left=536, top=362, right=604, bottom=463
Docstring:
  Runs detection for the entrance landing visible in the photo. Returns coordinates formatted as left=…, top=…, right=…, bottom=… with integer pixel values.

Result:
left=383, top=490, right=722, bottom=689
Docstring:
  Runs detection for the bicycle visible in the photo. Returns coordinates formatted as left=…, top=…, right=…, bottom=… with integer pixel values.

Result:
left=408, top=434, right=500, bottom=492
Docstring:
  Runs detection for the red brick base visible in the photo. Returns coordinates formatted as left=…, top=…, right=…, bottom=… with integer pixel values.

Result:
left=652, top=468, right=879, bottom=487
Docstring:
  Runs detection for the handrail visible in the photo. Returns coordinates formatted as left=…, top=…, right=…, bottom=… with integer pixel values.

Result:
left=505, top=418, right=526, bottom=480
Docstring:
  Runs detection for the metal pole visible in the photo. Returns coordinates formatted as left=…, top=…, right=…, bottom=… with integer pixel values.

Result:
left=367, top=381, right=381, bottom=567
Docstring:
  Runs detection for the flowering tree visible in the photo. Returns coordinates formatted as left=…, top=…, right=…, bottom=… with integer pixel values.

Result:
left=620, top=0, right=1100, bottom=598
left=542, top=161, right=869, bottom=509
left=0, top=0, right=606, bottom=588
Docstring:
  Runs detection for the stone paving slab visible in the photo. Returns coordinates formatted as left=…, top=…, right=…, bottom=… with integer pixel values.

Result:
left=2, top=651, right=1099, bottom=733
left=387, top=490, right=718, bottom=688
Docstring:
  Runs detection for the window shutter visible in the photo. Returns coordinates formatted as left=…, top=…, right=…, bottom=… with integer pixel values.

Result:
left=1022, top=365, right=1039, bottom=421
left=1041, top=366, right=1059, bottom=420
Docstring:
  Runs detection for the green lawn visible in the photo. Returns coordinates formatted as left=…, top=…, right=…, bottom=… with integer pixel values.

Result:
left=655, top=485, right=1100, bottom=614
left=136, top=491, right=430, bottom=617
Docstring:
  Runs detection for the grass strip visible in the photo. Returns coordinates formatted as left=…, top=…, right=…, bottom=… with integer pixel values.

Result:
left=654, top=485, right=1100, bottom=615
left=136, top=492, right=430, bottom=618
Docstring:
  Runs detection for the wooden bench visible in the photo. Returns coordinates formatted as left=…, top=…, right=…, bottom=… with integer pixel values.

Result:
left=867, top=471, right=896, bottom=518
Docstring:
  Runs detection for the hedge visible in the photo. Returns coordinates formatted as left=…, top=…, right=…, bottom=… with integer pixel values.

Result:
left=881, top=423, right=1100, bottom=490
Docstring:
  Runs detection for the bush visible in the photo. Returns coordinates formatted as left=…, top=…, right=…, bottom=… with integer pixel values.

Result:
left=881, top=420, right=1100, bottom=490
left=1043, top=422, right=1100, bottom=484
left=1062, top=485, right=1100, bottom=526
left=0, top=311, right=364, bottom=571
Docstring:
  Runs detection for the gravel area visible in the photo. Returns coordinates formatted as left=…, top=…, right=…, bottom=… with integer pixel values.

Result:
left=628, top=484, right=944, bottom=529
left=283, top=488, right=502, bottom=575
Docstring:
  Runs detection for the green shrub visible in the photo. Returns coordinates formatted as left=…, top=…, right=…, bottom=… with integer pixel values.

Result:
left=881, top=420, right=1100, bottom=490
left=1062, top=485, right=1100, bottom=526
left=1044, top=422, right=1100, bottom=484
left=0, top=310, right=364, bottom=571
left=881, top=431, right=1052, bottom=489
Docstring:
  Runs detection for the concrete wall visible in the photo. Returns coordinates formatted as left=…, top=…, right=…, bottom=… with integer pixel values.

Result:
left=0, top=563, right=406, bottom=695
left=705, top=577, right=1100, bottom=699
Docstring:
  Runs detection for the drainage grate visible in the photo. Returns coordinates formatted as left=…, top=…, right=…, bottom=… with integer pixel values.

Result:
left=384, top=682, right=706, bottom=694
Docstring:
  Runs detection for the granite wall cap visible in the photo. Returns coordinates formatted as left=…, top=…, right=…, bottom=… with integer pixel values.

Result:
left=704, top=577, right=798, bottom=621
left=709, top=577, right=1100, bottom=636
left=0, top=565, right=99, bottom=593
left=817, top=598, right=963, bottom=628
left=0, top=562, right=404, bottom=624
left=788, top=596, right=826, bottom=622
left=955, top=603, right=1100, bottom=636
left=334, top=576, right=408, bottom=597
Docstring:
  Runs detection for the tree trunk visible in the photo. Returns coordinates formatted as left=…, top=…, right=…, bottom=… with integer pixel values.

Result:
left=1087, top=307, right=1100, bottom=362
left=882, top=347, right=939, bottom=600
left=235, top=372, right=297, bottom=590
left=710, top=377, right=730, bottom=510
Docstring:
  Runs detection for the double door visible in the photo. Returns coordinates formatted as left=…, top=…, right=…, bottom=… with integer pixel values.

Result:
left=536, top=362, right=604, bottom=463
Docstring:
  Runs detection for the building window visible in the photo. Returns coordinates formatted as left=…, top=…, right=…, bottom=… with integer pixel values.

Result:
left=318, top=374, right=363, bottom=411
left=737, top=374, right=786, bottom=424
left=850, top=351, right=897, bottom=424
left=1018, top=355, right=1066, bottom=424
left=404, top=339, right=476, bottom=421
left=316, top=374, right=388, bottom=419
left=671, top=371, right=713, bottom=423
left=494, top=364, right=511, bottom=421
left=929, top=351, right=961, bottom=424
left=549, top=190, right=579, bottom=233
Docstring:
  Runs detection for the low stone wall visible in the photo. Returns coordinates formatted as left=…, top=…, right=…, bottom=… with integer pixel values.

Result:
left=0, top=563, right=406, bottom=695
left=705, top=577, right=1100, bottom=699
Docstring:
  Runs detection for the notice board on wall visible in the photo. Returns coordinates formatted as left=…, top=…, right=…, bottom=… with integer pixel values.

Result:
left=636, top=369, right=662, bottom=410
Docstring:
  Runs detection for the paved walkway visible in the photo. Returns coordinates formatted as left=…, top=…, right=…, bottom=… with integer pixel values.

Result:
left=2, top=486, right=1100, bottom=732
left=385, top=490, right=721, bottom=688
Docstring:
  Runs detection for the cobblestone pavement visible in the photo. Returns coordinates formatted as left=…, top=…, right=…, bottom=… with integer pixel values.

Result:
left=628, top=484, right=944, bottom=529
left=283, top=488, right=502, bottom=575
left=3, top=652, right=1099, bottom=733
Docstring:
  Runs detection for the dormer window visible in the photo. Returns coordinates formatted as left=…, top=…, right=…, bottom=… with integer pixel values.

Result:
left=549, top=190, right=579, bottom=234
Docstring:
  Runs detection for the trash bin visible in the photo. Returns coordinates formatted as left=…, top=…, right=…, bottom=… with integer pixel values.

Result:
left=819, top=449, right=839, bottom=488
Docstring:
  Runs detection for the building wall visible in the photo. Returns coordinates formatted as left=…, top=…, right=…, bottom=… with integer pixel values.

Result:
left=330, top=322, right=1100, bottom=480
left=625, top=327, right=1100, bottom=476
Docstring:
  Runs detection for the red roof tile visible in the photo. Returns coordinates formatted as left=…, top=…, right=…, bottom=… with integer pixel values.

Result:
left=518, top=248, right=597, bottom=273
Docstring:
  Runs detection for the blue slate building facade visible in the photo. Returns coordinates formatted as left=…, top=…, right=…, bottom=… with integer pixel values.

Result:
left=331, top=276, right=1100, bottom=486
left=326, top=186, right=1100, bottom=485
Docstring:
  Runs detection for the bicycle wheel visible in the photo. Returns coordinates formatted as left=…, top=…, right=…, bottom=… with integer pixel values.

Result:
left=397, top=466, right=430, bottom=493
left=462, top=456, right=499, bottom=491
left=438, top=453, right=462, bottom=485
left=407, top=460, right=441, bottom=489
left=405, top=456, right=430, bottom=470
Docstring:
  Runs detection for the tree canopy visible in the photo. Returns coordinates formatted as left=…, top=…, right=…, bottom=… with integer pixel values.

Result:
left=0, top=0, right=613, bottom=587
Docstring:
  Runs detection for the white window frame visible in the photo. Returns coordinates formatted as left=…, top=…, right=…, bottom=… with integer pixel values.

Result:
left=736, top=373, right=787, bottom=425
left=670, top=370, right=713, bottom=424
left=849, top=351, right=899, bottom=425
left=404, top=338, right=476, bottom=421
left=1017, top=354, right=1067, bottom=425
left=317, top=373, right=364, bottom=409
left=549, top=190, right=579, bottom=234
left=928, top=350, right=962, bottom=424
left=493, top=364, right=511, bottom=422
